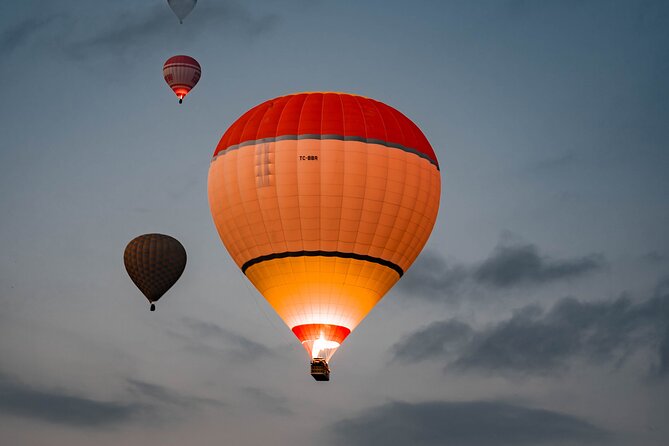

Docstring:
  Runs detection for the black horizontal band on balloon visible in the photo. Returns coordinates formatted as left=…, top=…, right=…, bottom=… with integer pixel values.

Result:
left=241, top=251, right=404, bottom=277
left=214, top=134, right=439, bottom=170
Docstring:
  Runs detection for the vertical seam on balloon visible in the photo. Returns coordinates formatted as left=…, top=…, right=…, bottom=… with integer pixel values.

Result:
left=425, top=167, right=442, bottom=261
left=295, top=94, right=310, bottom=255
left=334, top=93, right=347, bottom=325
left=213, top=157, right=245, bottom=267
left=369, top=99, right=409, bottom=288
left=271, top=97, right=292, bottom=260
left=342, top=95, right=368, bottom=295
left=358, top=98, right=390, bottom=270
left=385, top=105, right=415, bottom=270
left=406, top=169, right=430, bottom=271
left=354, top=97, right=380, bottom=293
left=401, top=156, right=425, bottom=271
left=375, top=102, right=408, bottom=269
left=251, top=105, right=270, bottom=259
left=279, top=94, right=305, bottom=280
left=235, top=105, right=268, bottom=261
left=258, top=100, right=289, bottom=258
left=416, top=170, right=441, bottom=264
left=410, top=167, right=439, bottom=272
left=315, top=93, right=326, bottom=323
left=234, top=111, right=262, bottom=260
left=214, top=159, right=241, bottom=266
left=319, top=94, right=328, bottom=317
left=393, top=110, right=426, bottom=269
left=419, top=164, right=439, bottom=268
left=365, top=100, right=395, bottom=252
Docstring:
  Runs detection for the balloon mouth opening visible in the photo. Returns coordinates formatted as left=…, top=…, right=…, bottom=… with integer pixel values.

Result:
left=172, top=88, right=190, bottom=102
left=309, top=337, right=340, bottom=359
left=292, top=324, right=350, bottom=361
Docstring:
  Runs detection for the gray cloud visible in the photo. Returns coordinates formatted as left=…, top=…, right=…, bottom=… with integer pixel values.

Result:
left=392, top=290, right=669, bottom=376
left=3, top=2, right=278, bottom=60
left=242, top=387, right=293, bottom=416
left=0, top=14, right=62, bottom=53
left=178, top=317, right=274, bottom=361
left=399, top=242, right=605, bottom=301
left=659, top=326, right=669, bottom=376
left=126, top=379, right=222, bottom=409
left=641, top=250, right=668, bottom=265
left=397, top=251, right=468, bottom=299
left=70, top=1, right=277, bottom=57
left=0, top=373, right=142, bottom=427
left=473, top=243, right=604, bottom=288
left=391, top=320, right=474, bottom=362
left=71, top=4, right=169, bottom=55
left=331, top=400, right=608, bottom=446
left=0, top=372, right=222, bottom=428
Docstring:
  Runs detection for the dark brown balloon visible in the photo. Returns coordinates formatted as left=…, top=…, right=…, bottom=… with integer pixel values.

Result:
left=124, top=234, right=186, bottom=310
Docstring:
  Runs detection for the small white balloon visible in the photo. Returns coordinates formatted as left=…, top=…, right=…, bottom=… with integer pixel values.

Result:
left=167, top=0, right=197, bottom=24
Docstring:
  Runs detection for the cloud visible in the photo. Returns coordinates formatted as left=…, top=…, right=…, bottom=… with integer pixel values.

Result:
left=3, top=2, right=278, bottom=60
left=659, top=326, right=669, bottom=376
left=473, top=243, right=604, bottom=288
left=0, top=373, right=142, bottom=427
left=126, top=379, right=222, bottom=409
left=392, top=290, right=669, bottom=376
left=177, top=317, right=274, bottom=361
left=641, top=250, right=668, bottom=265
left=71, top=4, right=169, bottom=55
left=331, top=400, right=608, bottom=446
left=398, top=241, right=605, bottom=301
left=391, top=319, right=474, bottom=362
left=69, top=1, right=278, bottom=58
left=397, top=251, right=468, bottom=300
left=0, top=14, right=62, bottom=53
left=0, top=372, right=223, bottom=428
left=242, top=387, right=293, bottom=415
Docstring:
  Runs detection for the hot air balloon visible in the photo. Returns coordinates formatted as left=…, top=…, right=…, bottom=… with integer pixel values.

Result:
left=208, top=92, right=441, bottom=380
left=167, top=0, right=197, bottom=24
left=163, top=55, right=201, bottom=104
left=124, top=234, right=187, bottom=311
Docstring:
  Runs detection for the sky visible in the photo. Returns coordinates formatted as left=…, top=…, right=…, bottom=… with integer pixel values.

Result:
left=0, top=0, right=668, bottom=445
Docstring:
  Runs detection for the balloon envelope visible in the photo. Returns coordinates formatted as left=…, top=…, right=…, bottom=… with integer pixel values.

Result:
left=208, top=92, right=441, bottom=361
left=124, top=234, right=187, bottom=305
left=167, top=0, right=196, bottom=23
left=163, top=55, right=201, bottom=103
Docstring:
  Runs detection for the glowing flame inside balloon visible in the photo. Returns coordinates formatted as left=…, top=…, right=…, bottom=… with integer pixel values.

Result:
left=311, top=333, right=340, bottom=359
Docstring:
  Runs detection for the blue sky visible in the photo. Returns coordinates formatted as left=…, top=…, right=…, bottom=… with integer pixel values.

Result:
left=1, top=1, right=668, bottom=445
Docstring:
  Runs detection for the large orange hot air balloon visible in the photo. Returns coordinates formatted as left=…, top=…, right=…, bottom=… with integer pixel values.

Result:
left=208, top=92, right=441, bottom=380
left=124, top=234, right=187, bottom=311
left=163, top=55, right=201, bottom=104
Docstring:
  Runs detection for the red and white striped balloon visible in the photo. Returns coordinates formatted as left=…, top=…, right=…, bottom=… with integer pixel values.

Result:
left=162, top=55, right=201, bottom=104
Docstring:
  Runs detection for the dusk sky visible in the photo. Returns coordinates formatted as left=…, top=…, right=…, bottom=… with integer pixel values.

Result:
left=1, top=1, right=668, bottom=445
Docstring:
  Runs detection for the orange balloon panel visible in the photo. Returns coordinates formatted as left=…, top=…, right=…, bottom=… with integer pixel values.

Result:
left=208, top=92, right=440, bottom=360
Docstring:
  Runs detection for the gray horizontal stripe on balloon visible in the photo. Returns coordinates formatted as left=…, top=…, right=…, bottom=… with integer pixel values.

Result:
left=212, top=134, right=439, bottom=169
